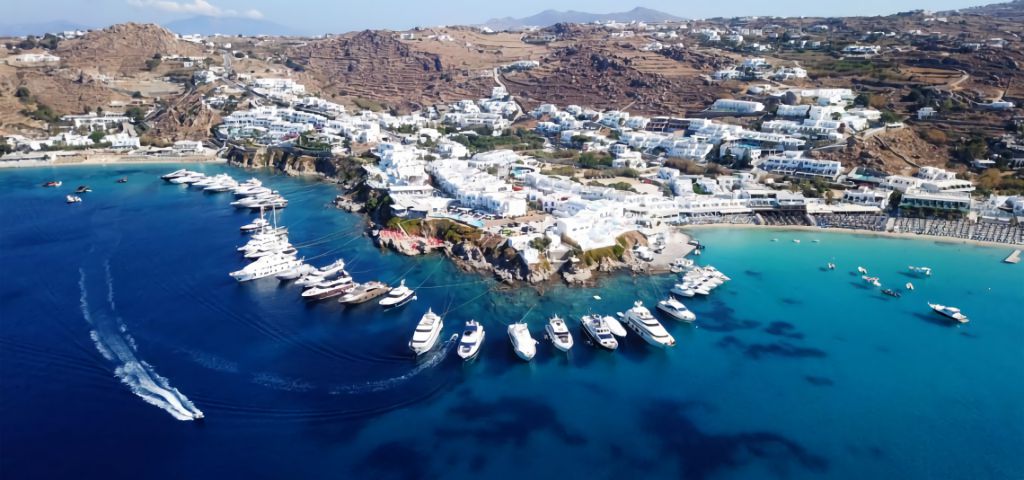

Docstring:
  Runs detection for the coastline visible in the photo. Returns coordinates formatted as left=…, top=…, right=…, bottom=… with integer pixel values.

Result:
left=682, top=224, right=1022, bottom=250
left=0, top=154, right=224, bottom=169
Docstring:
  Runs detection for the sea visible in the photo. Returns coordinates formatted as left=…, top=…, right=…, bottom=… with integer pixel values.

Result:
left=1, top=163, right=1022, bottom=479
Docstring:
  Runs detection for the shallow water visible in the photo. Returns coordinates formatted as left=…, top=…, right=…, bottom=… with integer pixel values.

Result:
left=1, top=164, right=1022, bottom=479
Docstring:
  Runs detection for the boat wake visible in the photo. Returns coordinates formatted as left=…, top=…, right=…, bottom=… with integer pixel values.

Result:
left=330, top=334, right=458, bottom=395
left=79, top=267, right=204, bottom=421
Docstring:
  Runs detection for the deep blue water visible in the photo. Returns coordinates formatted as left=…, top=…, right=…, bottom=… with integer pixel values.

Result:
left=1, top=163, right=1022, bottom=479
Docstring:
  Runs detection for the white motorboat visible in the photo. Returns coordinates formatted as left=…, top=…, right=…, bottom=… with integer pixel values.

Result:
left=603, top=315, right=628, bottom=338
left=545, top=315, right=573, bottom=352
left=657, top=297, right=696, bottom=322
left=457, top=320, right=485, bottom=360
left=379, top=279, right=416, bottom=308
left=507, top=322, right=537, bottom=361
left=301, top=275, right=355, bottom=301
left=909, top=266, right=933, bottom=277
left=245, top=245, right=297, bottom=260
left=409, top=309, right=444, bottom=356
left=232, top=180, right=265, bottom=197
left=670, top=283, right=696, bottom=298
left=65, top=195, right=82, bottom=204
left=229, top=254, right=302, bottom=282
left=161, top=168, right=189, bottom=180
left=928, top=303, right=969, bottom=324
left=317, top=258, right=347, bottom=277
left=241, top=217, right=270, bottom=233
left=169, top=172, right=202, bottom=184
left=618, top=301, right=676, bottom=348
left=580, top=314, right=618, bottom=350
left=276, top=263, right=316, bottom=281
left=295, top=273, right=325, bottom=288
left=669, top=257, right=695, bottom=273
left=905, top=282, right=915, bottom=291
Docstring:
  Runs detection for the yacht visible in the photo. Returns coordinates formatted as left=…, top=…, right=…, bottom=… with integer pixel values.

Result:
left=301, top=275, right=355, bottom=301
left=862, top=275, right=881, bottom=287
left=276, top=263, right=316, bottom=281
left=232, top=179, right=264, bottom=196
left=75, top=185, right=91, bottom=193
left=657, top=297, right=696, bottom=322
left=545, top=315, right=574, bottom=352
left=248, top=198, right=288, bottom=210
left=191, top=175, right=219, bottom=188
left=317, top=258, right=347, bottom=277
left=908, top=266, right=933, bottom=277
left=409, top=309, right=444, bottom=356
left=379, top=279, right=416, bottom=308
left=928, top=303, right=969, bottom=324
left=294, top=273, right=325, bottom=288
left=618, top=301, right=676, bottom=348
left=457, top=320, right=485, bottom=360
left=65, top=195, right=82, bottom=204
left=241, top=217, right=270, bottom=233
left=882, top=288, right=902, bottom=298
left=245, top=245, right=297, bottom=260
left=507, top=322, right=538, bottom=361
left=230, top=254, right=302, bottom=282
left=670, top=282, right=696, bottom=298
left=603, top=315, right=628, bottom=338
left=116, top=177, right=128, bottom=184
left=669, top=257, right=695, bottom=273
left=161, top=169, right=188, bottom=180
left=170, top=172, right=204, bottom=185
left=580, top=315, right=618, bottom=350
left=338, top=281, right=391, bottom=305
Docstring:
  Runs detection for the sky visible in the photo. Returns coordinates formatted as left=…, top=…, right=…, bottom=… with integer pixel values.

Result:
left=1, top=0, right=992, bottom=34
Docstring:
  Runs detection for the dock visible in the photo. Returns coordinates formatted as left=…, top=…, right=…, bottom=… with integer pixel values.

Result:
left=1005, top=249, right=1021, bottom=264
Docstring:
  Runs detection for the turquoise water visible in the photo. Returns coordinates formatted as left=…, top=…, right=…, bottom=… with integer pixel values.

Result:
left=1, top=163, right=1022, bottom=479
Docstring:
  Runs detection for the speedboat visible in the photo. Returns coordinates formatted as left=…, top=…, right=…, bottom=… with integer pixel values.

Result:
left=657, top=297, right=696, bottom=322
left=545, top=315, right=573, bottom=352
left=75, top=185, right=91, bottom=193
left=906, top=282, right=915, bottom=291
left=507, top=322, right=537, bottom=361
left=338, top=281, right=391, bottom=304
left=580, top=315, right=618, bottom=350
left=882, top=288, right=902, bottom=298
left=276, top=263, right=316, bottom=281
left=65, top=195, right=82, bottom=204
left=618, top=301, right=676, bottom=348
left=457, top=320, right=485, bottom=360
left=857, top=266, right=868, bottom=274
left=229, top=254, right=302, bottom=282
left=116, top=177, right=128, bottom=183
left=379, top=279, right=416, bottom=308
left=668, top=257, right=694, bottom=273
left=862, top=275, right=881, bottom=287
left=43, top=180, right=62, bottom=187
left=928, top=303, right=969, bottom=324
left=301, top=275, right=355, bottom=301
left=409, top=309, right=444, bottom=356
left=603, top=315, right=628, bottom=338
left=908, top=266, right=932, bottom=277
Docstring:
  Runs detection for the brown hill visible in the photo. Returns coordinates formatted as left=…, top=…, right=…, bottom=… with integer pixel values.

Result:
left=57, top=23, right=205, bottom=74
left=287, top=30, right=493, bottom=111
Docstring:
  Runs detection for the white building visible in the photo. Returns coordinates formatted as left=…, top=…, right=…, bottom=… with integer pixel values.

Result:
left=756, top=153, right=842, bottom=181
left=842, top=187, right=890, bottom=209
left=710, top=99, right=765, bottom=114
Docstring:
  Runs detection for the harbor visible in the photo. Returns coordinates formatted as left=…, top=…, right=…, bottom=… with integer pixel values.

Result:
left=3, top=164, right=1022, bottom=480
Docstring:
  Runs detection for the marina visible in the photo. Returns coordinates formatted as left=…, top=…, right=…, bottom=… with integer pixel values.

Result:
left=3, top=164, right=1022, bottom=480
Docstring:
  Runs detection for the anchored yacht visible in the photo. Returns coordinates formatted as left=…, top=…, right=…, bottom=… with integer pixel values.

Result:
left=508, top=322, right=538, bottom=361
left=457, top=320, right=485, bottom=360
left=603, top=315, right=628, bottom=337
left=276, top=263, right=316, bottom=281
left=379, top=279, right=416, bottom=308
left=545, top=315, right=573, bottom=352
left=657, top=297, right=696, bottom=322
left=618, top=301, right=676, bottom=348
left=928, top=303, right=969, bottom=324
left=580, top=314, right=618, bottom=350
left=230, top=254, right=302, bottom=282
left=338, top=281, right=391, bottom=305
left=301, top=275, right=355, bottom=301
left=409, top=309, right=444, bottom=356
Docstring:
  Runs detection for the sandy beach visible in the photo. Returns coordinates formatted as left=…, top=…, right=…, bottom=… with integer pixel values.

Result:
left=0, top=152, right=223, bottom=169
left=682, top=223, right=1022, bottom=250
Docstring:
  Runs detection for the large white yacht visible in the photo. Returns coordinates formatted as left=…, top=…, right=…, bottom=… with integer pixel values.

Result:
left=229, top=254, right=302, bottom=282
left=508, top=322, right=538, bottom=361
left=301, top=275, right=355, bottom=301
left=928, top=303, right=969, bottom=324
left=276, top=263, right=316, bottom=281
left=580, top=314, right=618, bottom=350
left=457, top=320, right=485, bottom=360
left=379, top=279, right=416, bottom=308
left=409, top=309, right=444, bottom=356
left=545, top=315, right=573, bottom=352
left=618, top=301, right=676, bottom=348
left=657, top=297, right=696, bottom=322
left=161, top=168, right=189, bottom=180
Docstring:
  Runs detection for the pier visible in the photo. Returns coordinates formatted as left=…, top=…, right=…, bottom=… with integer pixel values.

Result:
left=1004, top=249, right=1021, bottom=264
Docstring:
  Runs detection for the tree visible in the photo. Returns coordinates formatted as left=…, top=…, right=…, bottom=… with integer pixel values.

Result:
left=88, top=131, right=106, bottom=143
left=879, top=110, right=902, bottom=124
left=132, top=91, right=143, bottom=99
left=144, top=57, right=162, bottom=71
left=14, top=87, right=30, bottom=101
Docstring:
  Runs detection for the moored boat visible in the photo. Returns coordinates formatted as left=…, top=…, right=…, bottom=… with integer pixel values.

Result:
left=338, top=281, right=391, bottom=305
left=65, top=195, right=82, bottom=204
left=657, top=297, right=696, bottom=322
left=409, top=309, right=444, bottom=356
left=379, top=279, right=416, bottom=308
left=545, top=315, right=573, bottom=352
left=928, top=303, right=969, bottom=324
left=618, top=301, right=676, bottom=348
left=457, top=320, right=485, bottom=360
left=580, top=314, right=618, bottom=350
left=508, top=322, right=538, bottom=361
left=603, top=315, right=628, bottom=338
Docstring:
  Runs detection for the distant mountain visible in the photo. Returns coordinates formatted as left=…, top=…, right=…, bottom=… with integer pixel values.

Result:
left=483, top=6, right=683, bottom=30
left=949, top=0, right=1024, bottom=19
left=0, top=21, right=91, bottom=37
left=164, top=16, right=303, bottom=37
